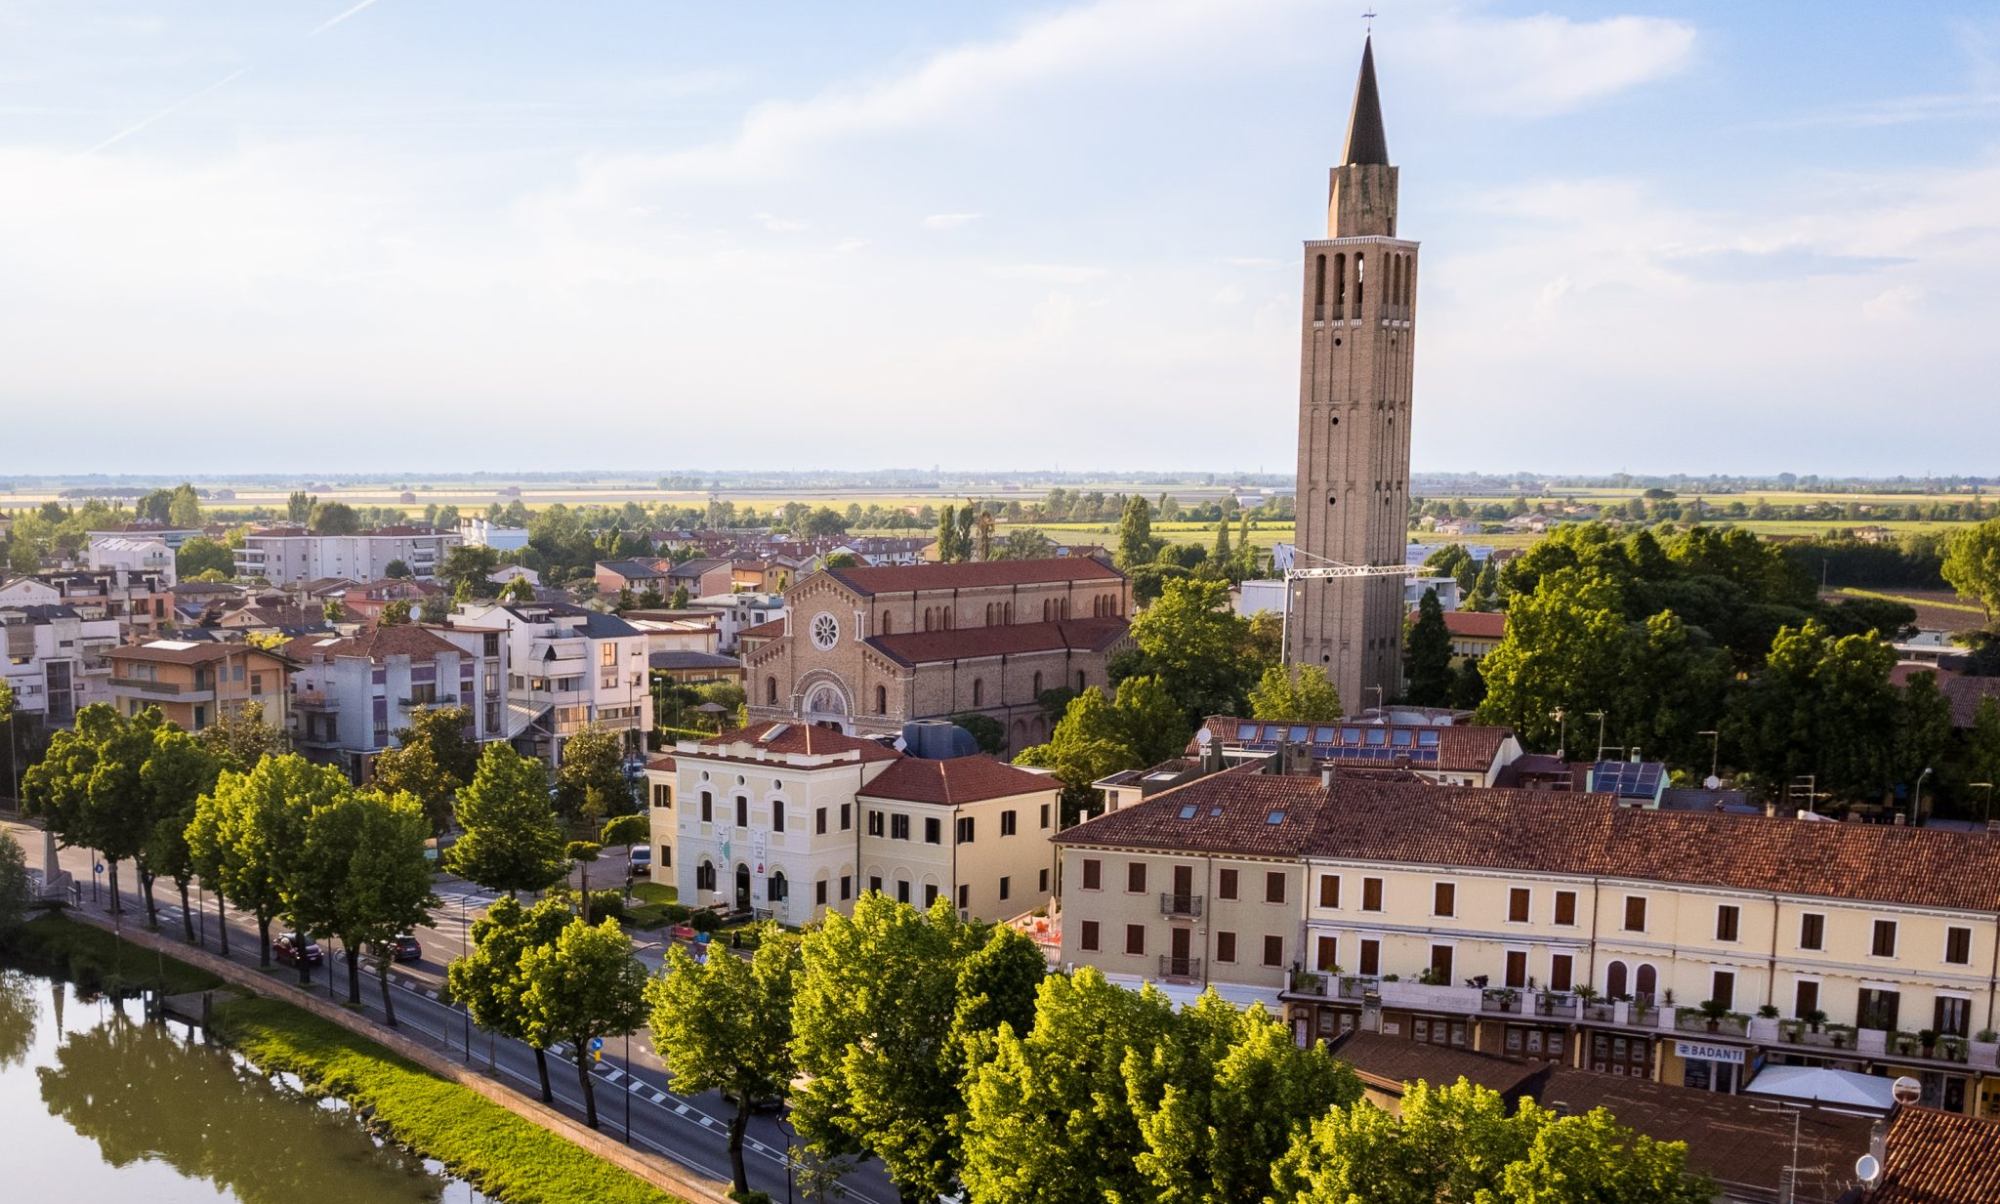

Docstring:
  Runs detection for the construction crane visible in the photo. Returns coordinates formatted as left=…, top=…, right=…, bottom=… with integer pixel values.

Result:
left=1277, top=548, right=1427, bottom=666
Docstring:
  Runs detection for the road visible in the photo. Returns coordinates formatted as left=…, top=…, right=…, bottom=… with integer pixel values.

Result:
left=1, top=818, right=896, bottom=1204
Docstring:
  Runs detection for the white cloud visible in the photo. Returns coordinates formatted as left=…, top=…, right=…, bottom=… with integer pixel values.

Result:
left=752, top=212, right=808, bottom=232
left=1404, top=11, right=1696, bottom=116
left=989, top=262, right=1107, bottom=284
left=923, top=211, right=982, bottom=230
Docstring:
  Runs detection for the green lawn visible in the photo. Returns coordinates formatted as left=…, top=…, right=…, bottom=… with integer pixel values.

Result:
left=216, top=996, right=685, bottom=1204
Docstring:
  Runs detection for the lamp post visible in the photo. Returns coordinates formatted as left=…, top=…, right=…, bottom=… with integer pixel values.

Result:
left=623, top=1030, right=633, bottom=1145
left=1697, top=729, right=1720, bottom=785
left=1586, top=711, right=1607, bottom=762
left=1911, top=767, right=1933, bottom=826
left=1550, top=708, right=1566, bottom=761
left=1973, top=783, right=1996, bottom=826
left=460, top=897, right=472, bottom=1062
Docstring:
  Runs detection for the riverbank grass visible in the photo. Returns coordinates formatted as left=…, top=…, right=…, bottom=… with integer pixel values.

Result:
left=5, top=914, right=223, bottom=995
left=215, top=996, right=684, bottom=1204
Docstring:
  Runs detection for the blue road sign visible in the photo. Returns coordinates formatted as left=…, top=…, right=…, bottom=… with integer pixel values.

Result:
left=589, top=1037, right=604, bottom=1052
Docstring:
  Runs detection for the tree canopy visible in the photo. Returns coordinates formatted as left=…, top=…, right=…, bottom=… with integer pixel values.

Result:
left=446, top=744, right=568, bottom=895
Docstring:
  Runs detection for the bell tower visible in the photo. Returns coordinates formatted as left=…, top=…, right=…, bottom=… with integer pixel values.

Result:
left=1289, top=36, right=1417, bottom=713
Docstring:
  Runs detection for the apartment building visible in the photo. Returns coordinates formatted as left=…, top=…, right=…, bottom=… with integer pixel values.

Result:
left=0, top=604, right=122, bottom=725
left=688, top=592, right=784, bottom=654
left=648, top=721, right=1059, bottom=927
left=1196, top=715, right=1525, bottom=788
left=284, top=623, right=507, bottom=781
left=1056, top=766, right=2000, bottom=1117
left=236, top=526, right=460, bottom=584
left=450, top=601, right=651, bottom=761
left=86, top=536, right=177, bottom=587
left=85, top=522, right=204, bottom=551
left=105, top=640, right=291, bottom=733
left=0, top=567, right=176, bottom=640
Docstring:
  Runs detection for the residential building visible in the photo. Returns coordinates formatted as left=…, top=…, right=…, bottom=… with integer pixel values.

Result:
left=86, top=536, right=177, bottom=587
left=458, top=517, right=530, bottom=552
left=1056, top=764, right=2000, bottom=1116
left=1197, top=715, right=1524, bottom=787
left=235, top=526, right=461, bottom=584
left=1403, top=575, right=1459, bottom=610
left=649, top=651, right=743, bottom=688
left=742, top=558, right=1132, bottom=755
left=84, top=522, right=203, bottom=550
left=669, top=558, right=737, bottom=599
left=489, top=564, right=540, bottom=588
left=648, top=720, right=1059, bottom=926
left=449, top=601, right=651, bottom=761
left=0, top=604, right=122, bottom=725
left=285, top=623, right=507, bottom=781
left=688, top=591, right=784, bottom=654
left=595, top=558, right=675, bottom=596
left=1436, top=609, right=1505, bottom=659
left=1290, top=38, right=1417, bottom=709
left=105, top=640, right=292, bottom=733
left=0, top=567, right=175, bottom=640
left=340, top=577, right=444, bottom=622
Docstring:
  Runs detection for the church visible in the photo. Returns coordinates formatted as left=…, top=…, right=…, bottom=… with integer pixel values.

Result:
left=742, top=557, right=1133, bottom=753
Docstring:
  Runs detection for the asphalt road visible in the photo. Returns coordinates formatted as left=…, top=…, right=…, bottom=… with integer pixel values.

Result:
left=2, top=819, right=897, bottom=1204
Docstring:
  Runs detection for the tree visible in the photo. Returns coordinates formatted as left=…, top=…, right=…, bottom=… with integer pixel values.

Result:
left=446, top=744, right=567, bottom=895
left=21, top=705, right=155, bottom=919
left=383, top=558, right=412, bottom=579
left=1113, top=674, right=1191, bottom=767
left=1014, top=688, right=1138, bottom=826
left=1969, top=697, right=2000, bottom=815
left=1465, top=561, right=1501, bottom=610
left=372, top=703, right=478, bottom=836
left=187, top=754, right=343, bottom=966
left=140, top=725, right=223, bottom=945
left=1212, top=514, right=1232, bottom=566
left=1248, top=665, right=1344, bottom=723
left=518, top=916, right=650, bottom=1129
left=308, top=501, right=361, bottom=535
left=822, top=551, right=860, bottom=570
left=648, top=926, right=803, bottom=1193
left=0, top=832, right=30, bottom=940
left=448, top=894, right=575, bottom=1103
left=1118, top=579, right=1258, bottom=725
left=286, top=491, right=313, bottom=524
left=1724, top=621, right=1898, bottom=802
left=1476, top=568, right=1633, bottom=750
left=556, top=725, right=630, bottom=821
left=166, top=483, right=203, bottom=528
left=995, top=528, right=1056, bottom=561
left=439, top=545, right=502, bottom=599
left=322, top=598, right=345, bottom=624
left=1893, top=670, right=1954, bottom=815
left=1404, top=588, right=1454, bottom=706
left=1940, top=517, right=2000, bottom=621
left=377, top=599, right=413, bottom=626
left=667, top=583, right=690, bottom=608
left=196, top=700, right=288, bottom=770
left=292, top=789, right=437, bottom=1015
left=791, top=895, right=1042, bottom=1204
left=936, top=505, right=962, bottom=564
left=175, top=535, right=234, bottom=580
left=1116, top=496, right=1156, bottom=569
left=949, top=713, right=1008, bottom=756
left=1270, top=1078, right=1709, bottom=1204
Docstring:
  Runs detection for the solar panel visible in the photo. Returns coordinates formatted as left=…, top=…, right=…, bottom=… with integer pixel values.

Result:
left=1593, top=760, right=1665, bottom=799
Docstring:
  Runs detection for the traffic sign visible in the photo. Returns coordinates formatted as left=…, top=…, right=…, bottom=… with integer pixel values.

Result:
left=589, top=1037, right=604, bottom=1052
left=93, top=862, right=104, bottom=874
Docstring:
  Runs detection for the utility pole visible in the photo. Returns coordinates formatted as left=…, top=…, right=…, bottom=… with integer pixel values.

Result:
left=1586, top=711, right=1607, bottom=762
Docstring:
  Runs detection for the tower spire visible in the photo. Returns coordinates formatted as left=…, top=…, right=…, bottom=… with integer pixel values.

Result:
left=1341, top=36, right=1389, bottom=167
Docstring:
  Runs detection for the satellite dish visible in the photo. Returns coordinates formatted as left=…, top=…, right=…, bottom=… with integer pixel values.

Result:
left=1703, top=774, right=1722, bottom=790
left=1854, top=1153, right=1881, bottom=1185
left=1194, top=729, right=1212, bottom=747
left=1892, top=1076, right=1922, bottom=1105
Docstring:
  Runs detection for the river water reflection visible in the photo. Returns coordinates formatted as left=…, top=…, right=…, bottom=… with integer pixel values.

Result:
left=0, top=968, right=489, bottom=1203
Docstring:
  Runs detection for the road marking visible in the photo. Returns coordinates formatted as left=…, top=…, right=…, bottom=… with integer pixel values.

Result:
left=602, top=1067, right=624, bottom=1084
left=675, top=1102, right=690, bottom=1115
left=652, top=1090, right=668, bottom=1104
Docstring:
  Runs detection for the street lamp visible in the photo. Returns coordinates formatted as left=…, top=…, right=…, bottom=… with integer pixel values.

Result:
left=1586, top=711, right=1607, bottom=762
left=1697, top=730, right=1720, bottom=786
left=461, top=897, right=472, bottom=1062
left=1911, top=766, right=1934, bottom=826
left=623, top=1030, right=633, bottom=1146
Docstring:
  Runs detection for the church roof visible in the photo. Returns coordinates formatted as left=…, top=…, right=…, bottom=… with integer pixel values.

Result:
left=1342, top=36, right=1390, bottom=167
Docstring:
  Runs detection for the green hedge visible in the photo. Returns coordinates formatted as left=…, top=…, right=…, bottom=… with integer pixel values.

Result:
left=215, top=996, right=684, bottom=1204
left=5, top=914, right=223, bottom=996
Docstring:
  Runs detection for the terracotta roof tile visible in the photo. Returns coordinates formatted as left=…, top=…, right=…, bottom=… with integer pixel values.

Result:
left=1200, top=716, right=1515, bottom=776
left=867, top=618, right=1128, bottom=667
left=1877, top=1107, right=2000, bottom=1203
left=859, top=756, right=1057, bottom=805
left=826, top=557, right=1124, bottom=596
left=284, top=624, right=463, bottom=664
left=1440, top=609, right=1505, bottom=639
left=1055, top=765, right=1336, bottom=859
left=691, top=721, right=902, bottom=764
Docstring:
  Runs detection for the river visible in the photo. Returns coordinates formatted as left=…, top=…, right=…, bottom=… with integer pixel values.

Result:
left=0, top=968, right=491, bottom=1203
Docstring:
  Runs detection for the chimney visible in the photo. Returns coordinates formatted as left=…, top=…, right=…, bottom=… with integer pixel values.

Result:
left=1988, top=819, right=2000, bottom=835
left=1321, top=764, right=1337, bottom=789
left=1892, top=812, right=1906, bottom=826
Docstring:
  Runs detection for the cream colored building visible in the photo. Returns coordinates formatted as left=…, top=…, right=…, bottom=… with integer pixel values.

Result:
left=648, top=721, right=1060, bottom=927
left=1057, top=765, right=2000, bottom=1116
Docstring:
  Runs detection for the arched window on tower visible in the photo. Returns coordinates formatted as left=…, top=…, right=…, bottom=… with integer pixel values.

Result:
left=1354, top=252, right=1365, bottom=312
left=875, top=685, right=887, bottom=715
left=1313, top=253, right=1327, bottom=322
left=765, top=676, right=778, bottom=705
left=1333, top=252, right=1347, bottom=318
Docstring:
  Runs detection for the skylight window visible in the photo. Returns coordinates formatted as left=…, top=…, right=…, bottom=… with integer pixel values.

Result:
left=1178, top=804, right=1199, bottom=819
left=1266, top=810, right=1286, bottom=825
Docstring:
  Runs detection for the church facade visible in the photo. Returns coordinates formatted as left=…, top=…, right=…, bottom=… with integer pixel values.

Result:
left=743, top=558, right=1133, bottom=754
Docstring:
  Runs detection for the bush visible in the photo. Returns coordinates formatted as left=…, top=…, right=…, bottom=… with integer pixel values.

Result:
left=661, top=902, right=691, bottom=924
left=689, top=909, right=723, bottom=934
left=583, top=889, right=627, bottom=921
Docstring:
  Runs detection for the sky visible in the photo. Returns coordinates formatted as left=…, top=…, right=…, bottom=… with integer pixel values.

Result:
left=1, top=0, right=1996, bottom=478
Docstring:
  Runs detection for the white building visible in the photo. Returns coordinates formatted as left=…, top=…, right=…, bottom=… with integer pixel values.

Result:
left=87, top=536, right=178, bottom=587
left=450, top=601, right=652, bottom=762
left=285, top=623, right=508, bottom=782
left=646, top=722, right=1060, bottom=927
left=459, top=517, right=531, bottom=552
left=236, top=526, right=461, bottom=584
left=688, top=591, right=785, bottom=654
left=84, top=523, right=204, bottom=550
left=0, top=604, right=122, bottom=725
left=0, top=568, right=176, bottom=641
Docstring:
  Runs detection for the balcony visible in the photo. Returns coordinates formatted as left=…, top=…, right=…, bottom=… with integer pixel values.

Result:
left=1480, top=988, right=1525, bottom=1015
left=293, top=693, right=340, bottom=711
left=399, top=694, right=460, bottom=709
left=1159, top=892, right=1204, bottom=918
left=109, top=677, right=184, bottom=696
left=1674, top=1008, right=1749, bottom=1039
left=1157, top=956, right=1201, bottom=982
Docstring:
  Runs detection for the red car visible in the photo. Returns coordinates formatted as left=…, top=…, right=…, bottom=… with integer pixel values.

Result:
left=273, top=933, right=323, bottom=966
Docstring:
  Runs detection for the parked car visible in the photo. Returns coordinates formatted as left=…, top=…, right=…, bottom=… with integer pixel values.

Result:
left=628, top=846, right=652, bottom=877
left=373, top=933, right=422, bottom=963
left=273, top=933, right=323, bottom=966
